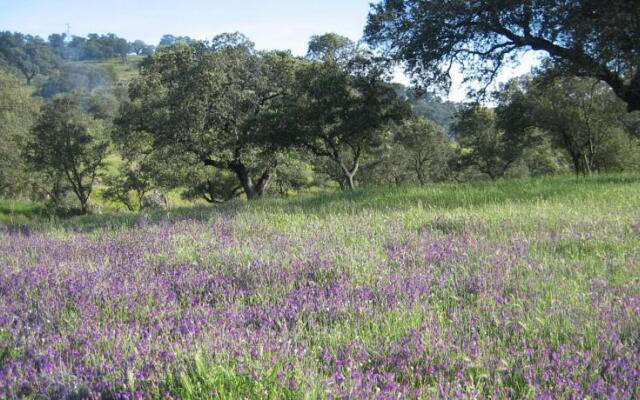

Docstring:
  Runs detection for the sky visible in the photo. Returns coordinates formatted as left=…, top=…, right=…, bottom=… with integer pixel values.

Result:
left=0, top=0, right=540, bottom=102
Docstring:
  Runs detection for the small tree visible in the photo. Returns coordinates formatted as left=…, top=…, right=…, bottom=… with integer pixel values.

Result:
left=267, top=152, right=315, bottom=196
left=102, top=162, right=154, bottom=211
left=451, top=104, right=541, bottom=180
left=129, top=40, right=155, bottom=56
left=451, top=106, right=509, bottom=180
left=394, top=118, right=453, bottom=185
left=157, top=34, right=195, bottom=47
left=496, top=76, right=635, bottom=175
left=307, top=33, right=356, bottom=65
left=26, top=96, right=108, bottom=214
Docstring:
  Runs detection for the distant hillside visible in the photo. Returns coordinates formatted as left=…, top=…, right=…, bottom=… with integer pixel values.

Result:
left=393, top=83, right=461, bottom=132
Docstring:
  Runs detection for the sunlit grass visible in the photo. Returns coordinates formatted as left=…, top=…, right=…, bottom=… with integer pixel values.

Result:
left=1, top=173, right=639, bottom=398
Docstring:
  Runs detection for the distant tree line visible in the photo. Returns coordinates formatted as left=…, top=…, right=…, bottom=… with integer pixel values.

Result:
left=0, top=32, right=156, bottom=84
left=0, top=0, right=639, bottom=216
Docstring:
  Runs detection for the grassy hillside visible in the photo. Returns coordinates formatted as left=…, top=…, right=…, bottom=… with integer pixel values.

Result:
left=67, top=55, right=145, bottom=82
left=1, top=174, right=639, bottom=398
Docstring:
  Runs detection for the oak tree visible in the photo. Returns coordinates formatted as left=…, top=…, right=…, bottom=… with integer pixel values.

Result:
left=365, top=1, right=640, bottom=111
left=25, top=96, right=108, bottom=213
left=117, top=34, right=299, bottom=199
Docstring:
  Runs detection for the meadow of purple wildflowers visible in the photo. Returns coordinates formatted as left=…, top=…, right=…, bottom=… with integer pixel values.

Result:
left=1, top=177, right=639, bottom=399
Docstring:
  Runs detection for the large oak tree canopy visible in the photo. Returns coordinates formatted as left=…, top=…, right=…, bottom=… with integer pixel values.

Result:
left=365, top=0, right=640, bottom=111
left=259, top=46, right=411, bottom=190
left=116, top=34, right=298, bottom=199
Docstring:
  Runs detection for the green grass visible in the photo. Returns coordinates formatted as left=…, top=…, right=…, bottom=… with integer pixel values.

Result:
left=2, top=173, right=639, bottom=398
left=4, top=173, right=638, bottom=233
left=68, top=55, right=145, bottom=82
left=0, top=197, right=43, bottom=224
left=164, top=354, right=301, bottom=400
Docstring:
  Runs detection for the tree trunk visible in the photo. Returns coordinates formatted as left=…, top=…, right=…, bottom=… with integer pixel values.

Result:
left=232, top=162, right=259, bottom=199
left=583, top=153, right=593, bottom=176
left=79, top=196, right=89, bottom=214
left=344, top=173, right=356, bottom=191
left=416, top=164, right=426, bottom=185
left=201, top=156, right=275, bottom=200
left=339, top=163, right=358, bottom=191
left=228, top=160, right=274, bottom=200
left=568, top=150, right=582, bottom=175
left=23, top=70, right=36, bottom=85
left=337, top=155, right=360, bottom=191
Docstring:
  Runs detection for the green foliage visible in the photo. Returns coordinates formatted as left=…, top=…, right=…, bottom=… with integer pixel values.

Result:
left=496, top=76, right=639, bottom=175
left=158, top=34, right=195, bottom=47
left=268, top=152, right=316, bottom=196
left=365, top=1, right=640, bottom=111
left=129, top=40, right=155, bottom=56
left=25, top=96, right=109, bottom=214
left=103, top=143, right=197, bottom=210
left=67, top=33, right=130, bottom=61
left=594, top=129, right=640, bottom=172
left=1, top=23, right=639, bottom=212
left=118, top=35, right=300, bottom=199
left=263, top=37, right=411, bottom=190
left=362, top=118, right=454, bottom=186
left=395, top=118, right=454, bottom=183
left=180, top=165, right=242, bottom=204
left=0, top=31, right=58, bottom=84
left=507, top=129, right=571, bottom=177
left=622, top=112, right=640, bottom=138
left=86, top=92, right=121, bottom=120
left=46, top=32, right=154, bottom=63
left=306, top=32, right=355, bottom=65
left=165, top=354, right=299, bottom=400
left=450, top=98, right=574, bottom=180
left=397, top=85, right=460, bottom=131
left=451, top=105, right=511, bottom=179
left=102, top=162, right=154, bottom=211
left=0, top=70, right=41, bottom=197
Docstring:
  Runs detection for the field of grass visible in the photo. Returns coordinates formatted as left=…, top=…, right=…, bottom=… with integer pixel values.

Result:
left=0, top=198, right=43, bottom=225
left=67, top=55, right=145, bottom=83
left=1, top=174, right=639, bottom=398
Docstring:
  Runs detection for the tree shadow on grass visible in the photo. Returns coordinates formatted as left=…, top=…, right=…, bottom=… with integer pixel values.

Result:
left=243, top=174, right=640, bottom=216
left=3, top=174, right=638, bottom=234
